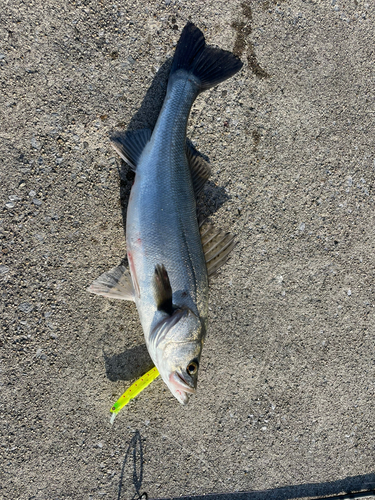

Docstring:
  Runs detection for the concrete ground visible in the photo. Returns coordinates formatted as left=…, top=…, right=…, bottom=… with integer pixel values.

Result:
left=1, top=0, right=374, bottom=499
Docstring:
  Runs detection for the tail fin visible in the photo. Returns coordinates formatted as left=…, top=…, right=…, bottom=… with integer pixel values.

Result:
left=170, top=22, right=243, bottom=91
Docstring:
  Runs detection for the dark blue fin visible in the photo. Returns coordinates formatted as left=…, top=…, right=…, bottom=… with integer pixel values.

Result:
left=110, top=128, right=151, bottom=170
left=170, top=22, right=243, bottom=91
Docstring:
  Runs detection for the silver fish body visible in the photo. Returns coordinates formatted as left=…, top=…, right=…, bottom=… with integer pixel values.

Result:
left=127, top=75, right=208, bottom=404
left=89, top=23, right=242, bottom=405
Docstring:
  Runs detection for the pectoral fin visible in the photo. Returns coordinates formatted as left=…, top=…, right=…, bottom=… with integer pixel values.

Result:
left=153, top=264, right=174, bottom=315
left=110, top=128, right=152, bottom=170
left=88, top=265, right=135, bottom=301
left=200, top=225, right=237, bottom=277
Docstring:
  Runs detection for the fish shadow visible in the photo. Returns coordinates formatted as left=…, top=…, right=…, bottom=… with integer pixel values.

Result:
left=111, top=58, right=231, bottom=233
left=103, top=344, right=154, bottom=382
left=196, top=181, right=231, bottom=223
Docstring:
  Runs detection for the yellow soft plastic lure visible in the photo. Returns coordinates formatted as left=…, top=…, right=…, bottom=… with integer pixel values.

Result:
left=110, top=366, right=160, bottom=423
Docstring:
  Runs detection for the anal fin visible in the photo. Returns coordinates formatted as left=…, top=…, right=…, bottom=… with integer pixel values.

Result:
left=88, top=265, right=135, bottom=301
left=200, top=225, right=237, bottom=277
left=110, top=129, right=152, bottom=170
left=186, top=143, right=211, bottom=198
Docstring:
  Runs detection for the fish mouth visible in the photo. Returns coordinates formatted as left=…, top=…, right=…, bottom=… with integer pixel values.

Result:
left=169, top=371, right=196, bottom=404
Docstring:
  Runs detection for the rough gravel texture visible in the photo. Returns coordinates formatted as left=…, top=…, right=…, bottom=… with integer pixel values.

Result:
left=1, top=1, right=374, bottom=499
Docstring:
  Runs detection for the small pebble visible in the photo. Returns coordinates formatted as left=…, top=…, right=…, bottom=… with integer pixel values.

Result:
left=5, top=202, right=15, bottom=209
left=33, top=199, right=42, bottom=206
left=29, top=190, right=36, bottom=197
left=35, top=348, right=47, bottom=360
left=18, top=302, right=34, bottom=314
left=9, top=195, right=20, bottom=202
left=0, top=265, right=9, bottom=274
left=31, top=137, right=41, bottom=149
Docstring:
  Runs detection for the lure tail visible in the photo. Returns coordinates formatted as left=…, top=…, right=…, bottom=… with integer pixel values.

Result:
left=169, top=22, right=243, bottom=92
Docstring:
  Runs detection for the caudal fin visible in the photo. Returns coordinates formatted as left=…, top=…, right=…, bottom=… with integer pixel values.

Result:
left=170, top=22, right=243, bottom=91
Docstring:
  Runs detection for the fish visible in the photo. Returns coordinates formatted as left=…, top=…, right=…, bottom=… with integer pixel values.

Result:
left=88, top=22, right=243, bottom=405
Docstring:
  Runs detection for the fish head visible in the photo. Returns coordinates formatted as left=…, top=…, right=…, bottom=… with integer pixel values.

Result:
left=150, top=307, right=204, bottom=405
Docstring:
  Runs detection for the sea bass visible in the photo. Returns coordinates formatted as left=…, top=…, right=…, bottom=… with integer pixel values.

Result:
left=89, top=23, right=243, bottom=404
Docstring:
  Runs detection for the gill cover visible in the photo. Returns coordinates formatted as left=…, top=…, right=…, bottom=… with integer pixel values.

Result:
left=150, top=264, right=204, bottom=404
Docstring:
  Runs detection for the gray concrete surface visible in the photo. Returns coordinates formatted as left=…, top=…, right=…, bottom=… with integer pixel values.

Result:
left=1, top=0, right=374, bottom=499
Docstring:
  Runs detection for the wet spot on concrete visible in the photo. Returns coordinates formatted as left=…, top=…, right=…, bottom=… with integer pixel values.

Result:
left=261, top=0, right=286, bottom=10
left=232, top=2, right=270, bottom=79
left=252, top=129, right=261, bottom=151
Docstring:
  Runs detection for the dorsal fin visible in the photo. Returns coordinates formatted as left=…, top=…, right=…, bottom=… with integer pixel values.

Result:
left=87, top=265, right=135, bottom=301
left=186, top=144, right=211, bottom=197
left=110, top=128, right=152, bottom=170
left=200, top=225, right=237, bottom=277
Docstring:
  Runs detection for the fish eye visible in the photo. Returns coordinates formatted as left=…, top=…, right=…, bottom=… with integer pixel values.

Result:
left=186, top=360, right=199, bottom=375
